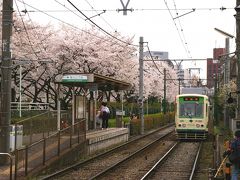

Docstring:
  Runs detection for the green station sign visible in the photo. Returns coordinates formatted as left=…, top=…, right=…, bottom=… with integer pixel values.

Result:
left=62, top=74, right=89, bottom=83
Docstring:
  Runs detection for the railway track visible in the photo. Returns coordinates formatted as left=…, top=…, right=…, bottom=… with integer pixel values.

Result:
left=41, top=124, right=175, bottom=180
left=141, top=141, right=202, bottom=180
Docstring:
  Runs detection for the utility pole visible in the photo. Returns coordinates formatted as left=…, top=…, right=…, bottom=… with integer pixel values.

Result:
left=214, top=28, right=234, bottom=128
left=163, top=68, right=166, bottom=114
left=0, top=0, right=13, bottom=164
left=178, top=78, right=181, bottom=94
left=224, top=38, right=230, bottom=128
left=235, top=1, right=240, bottom=119
left=139, top=37, right=144, bottom=135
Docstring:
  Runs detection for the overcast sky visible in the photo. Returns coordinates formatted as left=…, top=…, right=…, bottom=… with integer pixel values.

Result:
left=15, top=0, right=236, bottom=78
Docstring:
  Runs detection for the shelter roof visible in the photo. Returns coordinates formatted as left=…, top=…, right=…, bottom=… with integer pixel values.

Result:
left=55, top=73, right=131, bottom=91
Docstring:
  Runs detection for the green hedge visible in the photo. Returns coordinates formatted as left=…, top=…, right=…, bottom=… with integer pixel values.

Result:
left=109, top=112, right=175, bottom=135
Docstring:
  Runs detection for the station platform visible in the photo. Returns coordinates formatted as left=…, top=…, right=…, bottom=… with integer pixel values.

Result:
left=87, top=128, right=129, bottom=154
left=0, top=127, right=129, bottom=179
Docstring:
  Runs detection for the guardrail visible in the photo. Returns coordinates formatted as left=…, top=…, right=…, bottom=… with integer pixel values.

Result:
left=0, top=153, right=13, bottom=180
left=11, top=102, right=50, bottom=111
left=14, top=119, right=86, bottom=177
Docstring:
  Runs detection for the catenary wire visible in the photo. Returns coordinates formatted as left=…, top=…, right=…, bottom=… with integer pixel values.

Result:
left=172, top=0, right=192, bottom=58
left=15, top=0, right=138, bottom=48
left=83, top=0, right=116, bottom=31
left=14, top=0, right=41, bottom=60
left=163, top=0, right=192, bottom=58
left=66, top=0, right=137, bottom=47
left=17, top=7, right=233, bottom=12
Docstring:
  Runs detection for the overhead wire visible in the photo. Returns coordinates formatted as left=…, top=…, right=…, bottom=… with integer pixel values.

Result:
left=172, top=0, right=192, bottom=58
left=18, top=7, right=233, bottom=13
left=83, top=0, right=116, bottom=32
left=14, top=0, right=41, bottom=60
left=146, top=44, right=178, bottom=86
left=146, top=44, right=163, bottom=76
left=163, top=0, right=192, bottom=58
left=53, top=0, right=87, bottom=22
left=66, top=0, right=137, bottom=47
left=20, top=0, right=56, bottom=62
left=15, top=0, right=138, bottom=48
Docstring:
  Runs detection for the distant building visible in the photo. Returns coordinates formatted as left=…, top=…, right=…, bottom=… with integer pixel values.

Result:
left=207, top=48, right=225, bottom=88
left=174, top=64, right=191, bottom=87
left=143, top=50, right=174, bottom=68
left=181, top=87, right=209, bottom=95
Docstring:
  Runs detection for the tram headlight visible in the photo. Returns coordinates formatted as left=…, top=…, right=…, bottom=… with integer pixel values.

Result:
left=178, top=124, right=181, bottom=127
left=201, top=124, right=204, bottom=127
left=182, top=124, right=186, bottom=127
left=196, top=124, right=200, bottom=128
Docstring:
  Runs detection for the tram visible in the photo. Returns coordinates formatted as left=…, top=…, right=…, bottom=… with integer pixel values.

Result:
left=175, top=94, right=209, bottom=140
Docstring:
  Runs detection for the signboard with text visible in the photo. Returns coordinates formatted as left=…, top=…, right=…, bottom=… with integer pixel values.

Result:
left=61, top=74, right=93, bottom=83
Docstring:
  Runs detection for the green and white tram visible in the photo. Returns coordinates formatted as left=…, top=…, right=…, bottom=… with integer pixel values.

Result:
left=175, top=94, right=209, bottom=140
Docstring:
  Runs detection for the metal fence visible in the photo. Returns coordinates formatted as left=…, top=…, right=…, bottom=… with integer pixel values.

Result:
left=11, top=102, right=50, bottom=111
left=0, top=119, right=86, bottom=179
left=0, top=153, right=13, bottom=180
left=1, top=119, right=86, bottom=179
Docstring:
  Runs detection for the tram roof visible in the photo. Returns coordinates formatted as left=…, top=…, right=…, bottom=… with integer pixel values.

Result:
left=55, top=73, right=131, bottom=91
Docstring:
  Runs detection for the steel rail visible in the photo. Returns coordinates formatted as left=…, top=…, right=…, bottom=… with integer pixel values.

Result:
left=140, top=141, right=202, bottom=180
left=189, top=142, right=203, bottom=180
left=140, top=142, right=179, bottom=180
left=41, top=123, right=174, bottom=179
left=89, top=130, right=174, bottom=180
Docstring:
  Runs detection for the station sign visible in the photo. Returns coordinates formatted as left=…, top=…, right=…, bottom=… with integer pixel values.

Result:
left=61, top=74, right=94, bottom=83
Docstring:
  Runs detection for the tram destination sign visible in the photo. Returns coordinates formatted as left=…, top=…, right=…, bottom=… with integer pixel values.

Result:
left=61, top=74, right=94, bottom=83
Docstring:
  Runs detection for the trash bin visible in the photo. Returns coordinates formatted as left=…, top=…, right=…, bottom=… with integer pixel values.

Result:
left=9, top=125, right=23, bottom=151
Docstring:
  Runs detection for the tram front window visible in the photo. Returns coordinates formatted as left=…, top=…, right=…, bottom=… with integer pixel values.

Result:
left=179, top=102, right=203, bottom=118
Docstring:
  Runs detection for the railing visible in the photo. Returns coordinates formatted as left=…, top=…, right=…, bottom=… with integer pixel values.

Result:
left=11, top=102, right=50, bottom=111
left=13, top=119, right=86, bottom=178
left=0, top=153, right=13, bottom=180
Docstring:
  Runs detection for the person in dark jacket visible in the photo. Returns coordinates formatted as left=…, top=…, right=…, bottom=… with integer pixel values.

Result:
left=224, top=130, right=240, bottom=180
left=100, top=102, right=110, bottom=129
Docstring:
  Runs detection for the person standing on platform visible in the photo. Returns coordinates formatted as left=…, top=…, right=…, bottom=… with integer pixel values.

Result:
left=96, top=110, right=102, bottom=129
left=100, top=102, right=110, bottom=129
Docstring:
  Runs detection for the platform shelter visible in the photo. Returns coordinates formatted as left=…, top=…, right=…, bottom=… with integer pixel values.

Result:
left=55, top=73, right=131, bottom=131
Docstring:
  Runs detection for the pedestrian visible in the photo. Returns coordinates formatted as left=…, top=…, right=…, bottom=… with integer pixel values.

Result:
left=223, top=130, right=240, bottom=180
left=96, top=110, right=102, bottom=129
left=100, top=102, right=110, bottom=129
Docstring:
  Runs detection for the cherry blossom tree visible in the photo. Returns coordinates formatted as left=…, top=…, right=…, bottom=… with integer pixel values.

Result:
left=0, top=11, right=179, bottom=110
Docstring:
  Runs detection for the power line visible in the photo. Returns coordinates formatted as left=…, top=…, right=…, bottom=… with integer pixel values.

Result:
left=146, top=44, right=178, bottom=86
left=83, top=0, right=116, bottom=31
left=17, top=7, right=233, bottom=13
left=15, top=0, right=138, bottom=48
left=19, top=0, right=56, bottom=62
left=172, top=0, right=192, bottom=58
left=66, top=0, right=137, bottom=47
left=146, top=44, right=163, bottom=75
left=14, top=0, right=40, bottom=60
left=163, top=0, right=192, bottom=58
